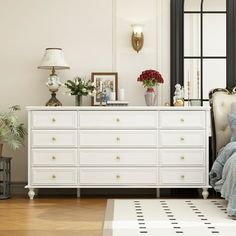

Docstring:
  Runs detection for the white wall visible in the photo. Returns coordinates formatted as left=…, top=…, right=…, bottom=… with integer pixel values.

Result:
left=0, top=0, right=170, bottom=182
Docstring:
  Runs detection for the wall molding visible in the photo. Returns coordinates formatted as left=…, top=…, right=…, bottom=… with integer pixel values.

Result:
left=112, top=0, right=117, bottom=72
left=156, top=0, right=164, bottom=105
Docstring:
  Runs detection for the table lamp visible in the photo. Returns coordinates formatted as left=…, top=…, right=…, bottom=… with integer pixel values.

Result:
left=38, top=48, right=70, bottom=106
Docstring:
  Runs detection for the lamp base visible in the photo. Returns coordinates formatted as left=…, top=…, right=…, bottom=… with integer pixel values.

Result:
left=46, top=92, right=62, bottom=106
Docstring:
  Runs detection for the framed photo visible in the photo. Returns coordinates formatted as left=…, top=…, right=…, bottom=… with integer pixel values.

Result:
left=91, top=72, right=118, bottom=106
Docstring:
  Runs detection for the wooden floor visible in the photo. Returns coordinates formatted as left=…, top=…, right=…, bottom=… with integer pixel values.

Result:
left=0, top=196, right=107, bottom=236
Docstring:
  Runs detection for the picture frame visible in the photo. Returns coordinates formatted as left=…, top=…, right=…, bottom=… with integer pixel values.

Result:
left=91, top=72, right=118, bottom=106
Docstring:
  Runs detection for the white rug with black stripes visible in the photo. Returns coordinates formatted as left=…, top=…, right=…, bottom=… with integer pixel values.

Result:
left=103, top=199, right=236, bottom=236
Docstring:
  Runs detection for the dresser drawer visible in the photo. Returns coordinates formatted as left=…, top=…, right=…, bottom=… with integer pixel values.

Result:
left=79, top=149, right=157, bottom=166
left=79, top=168, right=157, bottom=185
left=159, top=111, right=205, bottom=129
left=31, top=149, right=77, bottom=166
left=31, top=111, right=77, bottom=129
left=31, top=130, right=77, bottom=148
left=32, top=168, right=77, bottom=185
left=79, top=130, right=157, bottom=147
left=159, top=168, right=205, bottom=185
left=79, top=111, right=157, bottom=129
left=159, top=130, right=205, bottom=148
left=159, top=149, right=205, bottom=166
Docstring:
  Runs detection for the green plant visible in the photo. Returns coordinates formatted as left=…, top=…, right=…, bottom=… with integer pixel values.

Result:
left=0, top=105, right=27, bottom=150
left=64, top=77, right=96, bottom=96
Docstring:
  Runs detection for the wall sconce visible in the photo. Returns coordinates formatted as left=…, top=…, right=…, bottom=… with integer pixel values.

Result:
left=131, top=24, right=144, bottom=53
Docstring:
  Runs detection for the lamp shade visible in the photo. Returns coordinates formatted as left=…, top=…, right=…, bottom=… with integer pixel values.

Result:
left=38, top=48, right=70, bottom=70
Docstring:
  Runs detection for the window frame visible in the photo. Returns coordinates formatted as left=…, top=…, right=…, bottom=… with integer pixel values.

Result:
left=171, top=0, right=235, bottom=105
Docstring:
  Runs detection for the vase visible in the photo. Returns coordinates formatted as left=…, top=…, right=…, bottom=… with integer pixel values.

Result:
left=75, top=95, right=83, bottom=106
left=145, top=87, right=157, bottom=106
left=0, top=143, right=3, bottom=158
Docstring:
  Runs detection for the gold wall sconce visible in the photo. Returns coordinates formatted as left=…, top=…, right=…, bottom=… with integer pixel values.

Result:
left=131, top=24, right=144, bottom=53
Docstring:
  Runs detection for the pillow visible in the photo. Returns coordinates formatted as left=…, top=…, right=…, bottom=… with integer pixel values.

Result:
left=228, top=113, right=236, bottom=142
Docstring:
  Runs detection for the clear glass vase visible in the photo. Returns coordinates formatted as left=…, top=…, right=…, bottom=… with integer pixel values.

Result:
left=144, top=87, right=157, bottom=106
left=75, top=95, right=82, bottom=106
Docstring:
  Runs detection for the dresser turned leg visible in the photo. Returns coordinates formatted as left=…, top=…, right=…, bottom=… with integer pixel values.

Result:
left=77, top=188, right=81, bottom=198
left=202, top=188, right=209, bottom=199
left=156, top=189, right=160, bottom=198
left=28, top=188, right=35, bottom=200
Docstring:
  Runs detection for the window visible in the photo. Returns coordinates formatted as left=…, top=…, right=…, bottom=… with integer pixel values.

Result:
left=184, top=0, right=227, bottom=104
left=170, top=0, right=236, bottom=106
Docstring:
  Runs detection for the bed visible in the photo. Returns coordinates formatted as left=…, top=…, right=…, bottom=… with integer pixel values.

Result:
left=209, top=87, right=236, bottom=216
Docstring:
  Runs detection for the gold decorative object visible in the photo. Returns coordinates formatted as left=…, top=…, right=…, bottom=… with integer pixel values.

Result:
left=187, top=80, right=190, bottom=106
left=197, top=70, right=200, bottom=99
left=131, top=24, right=144, bottom=53
left=174, top=99, right=185, bottom=106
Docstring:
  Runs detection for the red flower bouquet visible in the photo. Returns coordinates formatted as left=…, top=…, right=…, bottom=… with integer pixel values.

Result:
left=137, top=69, right=164, bottom=89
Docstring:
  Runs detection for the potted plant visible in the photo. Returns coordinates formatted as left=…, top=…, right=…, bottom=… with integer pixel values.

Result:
left=137, top=69, right=164, bottom=106
left=64, top=77, right=96, bottom=106
left=0, top=106, right=27, bottom=157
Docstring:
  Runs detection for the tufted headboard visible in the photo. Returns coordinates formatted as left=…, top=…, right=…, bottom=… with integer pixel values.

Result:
left=209, top=87, right=236, bottom=162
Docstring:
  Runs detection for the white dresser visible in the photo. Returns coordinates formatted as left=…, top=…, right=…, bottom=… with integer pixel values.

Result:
left=26, top=106, right=210, bottom=199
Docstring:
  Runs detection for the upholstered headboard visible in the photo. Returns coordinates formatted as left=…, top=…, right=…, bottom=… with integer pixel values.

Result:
left=209, top=87, right=236, bottom=161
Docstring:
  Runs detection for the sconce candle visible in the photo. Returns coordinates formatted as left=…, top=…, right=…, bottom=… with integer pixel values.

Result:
left=131, top=24, right=144, bottom=53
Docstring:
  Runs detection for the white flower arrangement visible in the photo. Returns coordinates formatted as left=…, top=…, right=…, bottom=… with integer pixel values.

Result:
left=64, top=77, right=96, bottom=97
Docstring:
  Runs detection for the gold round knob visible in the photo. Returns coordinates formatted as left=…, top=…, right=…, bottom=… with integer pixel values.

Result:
left=116, top=156, right=120, bottom=160
left=180, top=137, right=185, bottom=141
left=52, top=156, right=56, bottom=160
left=181, top=175, right=185, bottom=179
left=180, top=156, right=185, bottom=160
left=116, top=175, right=120, bottom=179
left=52, top=118, right=56, bottom=122
left=116, top=137, right=120, bottom=141
left=116, top=118, right=120, bottom=122
left=52, top=175, right=56, bottom=179
left=52, top=137, right=56, bottom=141
left=180, top=118, right=185, bottom=122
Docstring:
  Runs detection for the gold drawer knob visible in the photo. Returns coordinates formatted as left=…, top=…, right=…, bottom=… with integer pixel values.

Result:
left=52, top=118, right=56, bottom=122
left=52, top=137, right=56, bottom=141
left=116, top=156, right=120, bottom=160
left=180, top=118, right=185, bottom=122
left=116, top=137, right=120, bottom=142
left=181, top=175, right=185, bottom=179
left=116, top=175, right=120, bottom=179
left=180, top=137, right=185, bottom=141
left=52, top=156, right=56, bottom=160
left=180, top=156, right=185, bottom=160
left=116, top=118, right=120, bottom=123
left=52, top=175, right=56, bottom=179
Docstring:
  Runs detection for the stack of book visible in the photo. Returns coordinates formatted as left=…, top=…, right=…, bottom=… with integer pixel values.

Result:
left=106, top=101, right=129, bottom=106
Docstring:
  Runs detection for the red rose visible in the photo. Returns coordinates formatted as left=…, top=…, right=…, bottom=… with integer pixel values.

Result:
left=137, top=69, right=164, bottom=85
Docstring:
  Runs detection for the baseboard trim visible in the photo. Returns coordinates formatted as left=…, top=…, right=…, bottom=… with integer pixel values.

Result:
left=11, top=182, right=27, bottom=195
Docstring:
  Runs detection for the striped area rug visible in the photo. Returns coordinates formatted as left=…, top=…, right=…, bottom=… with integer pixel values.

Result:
left=103, top=199, right=236, bottom=236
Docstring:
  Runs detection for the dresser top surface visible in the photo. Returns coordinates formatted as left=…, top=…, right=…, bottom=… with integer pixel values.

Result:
left=26, top=106, right=210, bottom=111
